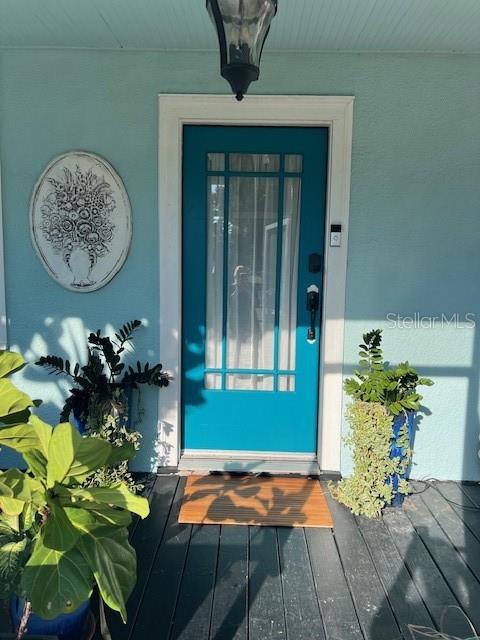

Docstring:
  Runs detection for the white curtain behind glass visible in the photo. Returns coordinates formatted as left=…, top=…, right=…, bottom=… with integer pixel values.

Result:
left=205, top=154, right=301, bottom=392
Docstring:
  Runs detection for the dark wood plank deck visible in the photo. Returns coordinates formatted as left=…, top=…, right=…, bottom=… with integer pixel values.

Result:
left=108, top=477, right=480, bottom=640
left=3, top=477, right=480, bottom=640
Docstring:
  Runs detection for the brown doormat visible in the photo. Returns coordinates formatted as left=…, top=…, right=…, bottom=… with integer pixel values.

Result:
left=178, top=474, right=333, bottom=528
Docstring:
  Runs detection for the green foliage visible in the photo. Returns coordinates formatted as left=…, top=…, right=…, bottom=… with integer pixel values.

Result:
left=343, top=329, right=433, bottom=415
left=0, top=351, right=35, bottom=426
left=36, top=320, right=168, bottom=489
left=84, top=390, right=143, bottom=493
left=36, top=319, right=170, bottom=423
left=333, top=329, right=434, bottom=517
left=0, top=351, right=149, bottom=623
left=330, top=402, right=411, bottom=518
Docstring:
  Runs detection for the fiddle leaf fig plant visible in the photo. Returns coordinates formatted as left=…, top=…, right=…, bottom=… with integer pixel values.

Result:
left=0, top=350, right=149, bottom=629
left=0, top=351, right=36, bottom=426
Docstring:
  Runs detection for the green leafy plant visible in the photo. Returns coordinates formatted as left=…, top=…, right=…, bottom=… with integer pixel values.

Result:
left=331, top=329, right=433, bottom=517
left=330, top=401, right=410, bottom=517
left=36, top=320, right=170, bottom=491
left=343, top=329, right=433, bottom=415
left=344, top=329, right=433, bottom=416
left=0, top=350, right=149, bottom=632
left=36, top=320, right=169, bottom=423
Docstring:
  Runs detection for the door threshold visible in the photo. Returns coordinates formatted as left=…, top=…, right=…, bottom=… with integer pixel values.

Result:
left=179, top=449, right=320, bottom=475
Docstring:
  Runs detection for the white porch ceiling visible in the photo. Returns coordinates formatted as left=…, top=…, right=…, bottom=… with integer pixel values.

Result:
left=0, top=0, right=480, bottom=53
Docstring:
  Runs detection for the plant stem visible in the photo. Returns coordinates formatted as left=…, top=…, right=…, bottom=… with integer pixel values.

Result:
left=16, top=600, right=31, bottom=640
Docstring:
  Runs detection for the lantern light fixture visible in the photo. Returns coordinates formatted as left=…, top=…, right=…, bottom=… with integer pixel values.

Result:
left=206, top=0, right=278, bottom=101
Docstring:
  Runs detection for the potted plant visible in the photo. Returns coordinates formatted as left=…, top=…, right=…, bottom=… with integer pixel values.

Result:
left=331, top=329, right=433, bottom=517
left=0, top=350, right=149, bottom=639
left=36, top=320, right=169, bottom=491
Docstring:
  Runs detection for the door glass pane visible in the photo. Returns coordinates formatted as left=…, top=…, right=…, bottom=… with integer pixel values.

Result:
left=205, top=373, right=222, bottom=390
left=227, top=176, right=279, bottom=371
left=285, top=154, right=303, bottom=173
left=205, top=176, right=225, bottom=369
left=278, top=375, right=296, bottom=392
left=229, top=153, right=279, bottom=172
left=278, top=177, right=301, bottom=371
left=207, top=153, right=225, bottom=171
left=226, top=374, right=274, bottom=391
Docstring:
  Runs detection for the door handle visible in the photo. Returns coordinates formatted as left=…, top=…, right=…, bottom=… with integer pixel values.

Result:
left=306, top=285, right=320, bottom=342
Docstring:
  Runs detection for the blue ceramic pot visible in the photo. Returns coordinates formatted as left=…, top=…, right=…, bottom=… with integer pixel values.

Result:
left=10, top=598, right=90, bottom=640
left=72, top=389, right=132, bottom=435
left=389, top=410, right=415, bottom=507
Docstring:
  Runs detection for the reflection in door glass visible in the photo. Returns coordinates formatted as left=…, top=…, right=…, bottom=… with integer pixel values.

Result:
left=227, top=175, right=279, bottom=375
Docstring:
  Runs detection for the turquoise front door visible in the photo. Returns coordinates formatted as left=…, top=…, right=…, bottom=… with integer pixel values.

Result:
left=182, top=125, right=328, bottom=454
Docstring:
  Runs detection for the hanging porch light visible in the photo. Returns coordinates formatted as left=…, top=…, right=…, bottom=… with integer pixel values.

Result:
left=206, top=0, right=278, bottom=101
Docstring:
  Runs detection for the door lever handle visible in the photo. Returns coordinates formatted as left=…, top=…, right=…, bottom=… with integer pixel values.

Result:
left=306, top=285, right=320, bottom=342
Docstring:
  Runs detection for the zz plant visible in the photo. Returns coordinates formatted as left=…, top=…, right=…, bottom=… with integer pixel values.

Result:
left=331, top=329, right=433, bottom=517
left=36, top=320, right=169, bottom=491
left=0, top=350, right=149, bottom=631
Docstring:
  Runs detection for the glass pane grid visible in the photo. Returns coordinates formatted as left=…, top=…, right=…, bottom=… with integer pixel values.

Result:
left=204, top=151, right=300, bottom=394
left=205, top=370, right=295, bottom=392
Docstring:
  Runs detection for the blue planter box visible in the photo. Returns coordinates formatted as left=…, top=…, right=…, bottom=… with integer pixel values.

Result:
left=389, top=410, right=415, bottom=507
left=10, top=598, right=90, bottom=640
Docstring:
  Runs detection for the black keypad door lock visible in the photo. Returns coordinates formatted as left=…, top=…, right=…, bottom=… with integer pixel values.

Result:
left=306, top=288, right=320, bottom=341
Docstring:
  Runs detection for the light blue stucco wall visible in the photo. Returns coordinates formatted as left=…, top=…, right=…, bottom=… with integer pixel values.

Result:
left=0, top=50, right=479, bottom=479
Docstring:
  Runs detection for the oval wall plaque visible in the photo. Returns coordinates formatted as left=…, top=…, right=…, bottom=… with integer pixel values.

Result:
left=30, top=151, right=132, bottom=292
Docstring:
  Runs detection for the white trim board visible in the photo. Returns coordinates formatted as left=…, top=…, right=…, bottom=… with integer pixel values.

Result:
left=179, top=450, right=319, bottom=475
left=158, top=94, right=354, bottom=473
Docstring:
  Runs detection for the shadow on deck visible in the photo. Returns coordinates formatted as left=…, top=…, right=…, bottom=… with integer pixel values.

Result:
left=107, top=476, right=480, bottom=640
left=3, top=477, right=480, bottom=640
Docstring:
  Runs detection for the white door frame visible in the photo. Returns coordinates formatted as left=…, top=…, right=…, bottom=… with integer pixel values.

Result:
left=158, top=94, right=353, bottom=474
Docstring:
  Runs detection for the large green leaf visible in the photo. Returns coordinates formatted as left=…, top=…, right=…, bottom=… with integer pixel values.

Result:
left=0, top=536, right=28, bottom=598
left=0, top=512, right=20, bottom=532
left=68, top=509, right=135, bottom=622
left=0, top=379, right=33, bottom=422
left=30, top=416, right=52, bottom=457
left=63, top=502, right=132, bottom=528
left=0, top=469, right=42, bottom=502
left=0, top=471, right=29, bottom=516
left=0, top=423, right=45, bottom=454
left=0, top=351, right=26, bottom=379
left=22, top=536, right=93, bottom=619
left=0, top=495, right=25, bottom=516
left=65, top=436, right=113, bottom=484
left=47, top=422, right=77, bottom=488
left=42, top=501, right=80, bottom=552
left=23, top=450, right=48, bottom=480
left=65, top=483, right=149, bottom=519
